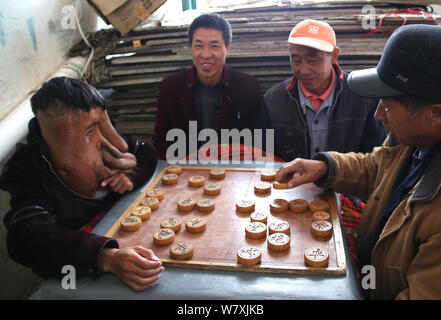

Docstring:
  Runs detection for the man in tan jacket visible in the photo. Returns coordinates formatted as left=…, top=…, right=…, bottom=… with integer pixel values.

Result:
left=277, top=24, right=441, bottom=299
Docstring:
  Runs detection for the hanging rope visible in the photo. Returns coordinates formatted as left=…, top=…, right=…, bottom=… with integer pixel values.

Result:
left=363, top=8, right=436, bottom=37
left=68, top=28, right=119, bottom=85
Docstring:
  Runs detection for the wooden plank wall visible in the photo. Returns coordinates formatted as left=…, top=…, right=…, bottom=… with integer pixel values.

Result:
left=86, top=1, right=439, bottom=138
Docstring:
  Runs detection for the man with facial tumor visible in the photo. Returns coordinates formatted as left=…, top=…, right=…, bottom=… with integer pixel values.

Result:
left=0, top=77, right=163, bottom=291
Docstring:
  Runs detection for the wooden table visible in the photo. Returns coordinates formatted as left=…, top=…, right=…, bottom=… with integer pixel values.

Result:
left=109, top=165, right=346, bottom=276
left=31, top=161, right=363, bottom=300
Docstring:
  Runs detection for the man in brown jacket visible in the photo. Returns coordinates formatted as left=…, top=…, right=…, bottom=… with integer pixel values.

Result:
left=276, top=24, right=441, bottom=299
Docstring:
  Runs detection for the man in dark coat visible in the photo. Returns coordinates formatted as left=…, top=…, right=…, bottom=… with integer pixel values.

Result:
left=264, top=19, right=386, bottom=161
left=0, top=77, right=163, bottom=291
left=153, top=13, right=265, bottom=161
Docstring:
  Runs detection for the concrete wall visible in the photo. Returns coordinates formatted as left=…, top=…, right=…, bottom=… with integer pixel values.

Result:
left=0, top=0, right=101, bottom=299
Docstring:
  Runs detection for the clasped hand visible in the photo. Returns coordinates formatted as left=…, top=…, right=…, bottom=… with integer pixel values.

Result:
left=99, top=111, right=137, bottom=194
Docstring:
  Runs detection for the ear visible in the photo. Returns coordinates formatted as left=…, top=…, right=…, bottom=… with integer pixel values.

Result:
left=331, top=47, right=340, bottom=64
left=225, top=43, right=231, bottom=56
left=430, top=105, right=441, bottom=127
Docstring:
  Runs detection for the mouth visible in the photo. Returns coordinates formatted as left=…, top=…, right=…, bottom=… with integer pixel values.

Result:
left=299, top=78, right=315, bottom=85
left=199, top=62, right=213, bottom=72
left=383, top=127, right=393, bottom=138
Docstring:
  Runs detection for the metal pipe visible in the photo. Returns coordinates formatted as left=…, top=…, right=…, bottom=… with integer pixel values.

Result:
left=0, top=56, right=87, bottom=163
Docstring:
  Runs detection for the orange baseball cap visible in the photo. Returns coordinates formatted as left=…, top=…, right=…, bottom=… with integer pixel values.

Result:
left=288, top=19, right=336, bottom=52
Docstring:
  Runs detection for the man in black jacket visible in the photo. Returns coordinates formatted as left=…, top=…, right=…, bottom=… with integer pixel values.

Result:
left=264, top=19, right=386, bottom=161
left=0, top=77, right=163, bottom=291
left=154, top=13, right=265, bottom=160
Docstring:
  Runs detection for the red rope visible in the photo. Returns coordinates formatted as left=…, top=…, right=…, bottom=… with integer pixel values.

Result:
left=185, top=144, right=285, bottom=162
left=363, top=8, right=435, bottom=36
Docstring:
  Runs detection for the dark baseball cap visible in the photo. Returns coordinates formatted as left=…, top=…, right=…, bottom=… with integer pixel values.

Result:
left=348, top=24, right=441, bottom=104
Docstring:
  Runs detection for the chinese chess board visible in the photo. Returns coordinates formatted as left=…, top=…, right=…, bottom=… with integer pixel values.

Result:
left=105, top=166, right=346, bottom=275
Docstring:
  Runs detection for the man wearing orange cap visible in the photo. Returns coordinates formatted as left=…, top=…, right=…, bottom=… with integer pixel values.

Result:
left=263, top=19, right=386, bottom=162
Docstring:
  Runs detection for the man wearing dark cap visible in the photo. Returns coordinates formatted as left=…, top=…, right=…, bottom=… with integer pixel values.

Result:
left=263, top=19, right=385, bottom=162
left=275, top=24, right=441, bottom=299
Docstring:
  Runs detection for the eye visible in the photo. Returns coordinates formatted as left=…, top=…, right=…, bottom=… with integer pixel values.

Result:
left=86, top=127, right=95, bottom=137
left=380, top=100, right=391, bottom=112
left=306, top=58, right=319, bottom=65
left=290, top=54, right=301, bottom=65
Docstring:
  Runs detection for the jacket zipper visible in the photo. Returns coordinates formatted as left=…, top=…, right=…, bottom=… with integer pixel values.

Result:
left=287, top=90, right=309, bottom=157
left=287, top=76, right=343, bottom=158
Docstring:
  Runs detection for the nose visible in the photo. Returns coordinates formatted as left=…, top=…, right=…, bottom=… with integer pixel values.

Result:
left=96, top=128, right=105, bottom=150
left=374, top=101, right=385, bottom=122
left=200, top=46, right=212, bottom=59
left=293, top=61, right=309, bottom=77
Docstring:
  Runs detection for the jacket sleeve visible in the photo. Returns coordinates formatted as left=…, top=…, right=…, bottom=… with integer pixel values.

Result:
left=314, top=147, right=381, bottom=201
left=124, top=136, right=157, bottom=189
left=153, top=78, right=174, bottom=160
left=396, top=232, right=441, bottom=299
left=5, top=208, right=118, bottom=279
left=0, top=147, right=118, bottom=279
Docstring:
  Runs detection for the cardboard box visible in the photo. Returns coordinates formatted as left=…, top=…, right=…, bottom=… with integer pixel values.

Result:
left=88, top=0, right=166, bottom=35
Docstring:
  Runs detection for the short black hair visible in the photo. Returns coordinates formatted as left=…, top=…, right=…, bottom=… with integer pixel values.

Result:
left=188, top=13, right=232, bottom=46
left=392, top=95, right=433, bottom=113
left=30, top=77, right=106, bottom=115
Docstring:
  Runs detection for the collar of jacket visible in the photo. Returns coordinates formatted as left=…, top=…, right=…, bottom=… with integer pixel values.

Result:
left=411, top=140, right=441, bottom=204
left=285, top=63, right=344, bottom=93
left=387, top=135, right=399, bottom=147
left=387, top=134, right=441, bottom=204
left=185, top=64, right=232, bottom=90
